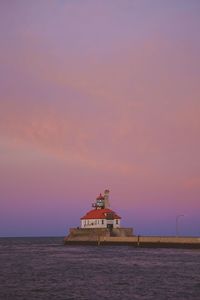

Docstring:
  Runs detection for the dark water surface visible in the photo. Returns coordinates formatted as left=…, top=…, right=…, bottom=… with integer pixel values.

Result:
left=0, top=237, right=200, bottom=300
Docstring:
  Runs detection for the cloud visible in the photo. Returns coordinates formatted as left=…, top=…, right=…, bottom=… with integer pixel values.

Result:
left=0, top=0, right=200, bottom=183
left=0, top=100, right=137, bottom=175
left=183, top=177, right=200, bottom=189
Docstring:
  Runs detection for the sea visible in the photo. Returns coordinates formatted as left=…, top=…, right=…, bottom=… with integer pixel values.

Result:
left=0, top=237, right=200, bottom=300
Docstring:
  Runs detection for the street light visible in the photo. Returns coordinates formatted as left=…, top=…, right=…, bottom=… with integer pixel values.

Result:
left=176, top=214, right=184, bottom=237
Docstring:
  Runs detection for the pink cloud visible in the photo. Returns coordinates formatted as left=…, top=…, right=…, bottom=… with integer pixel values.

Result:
left=183, top=177, right=200, bottom=189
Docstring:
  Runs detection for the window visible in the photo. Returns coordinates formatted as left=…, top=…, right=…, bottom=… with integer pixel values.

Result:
left=102, top=220, right=104, bottom=225
left=116, top=219, right=118, bottom=225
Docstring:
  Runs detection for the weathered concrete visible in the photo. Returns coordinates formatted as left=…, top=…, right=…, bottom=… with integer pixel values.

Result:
left=110, top=228, right=133, bottom=237
left=64, top=227, right=134, bottom=244
left=64, top=229, right=200, bottom=248
left=66, top=228, right=110, bottom=241
left=98, top=236, right=200, bottom=248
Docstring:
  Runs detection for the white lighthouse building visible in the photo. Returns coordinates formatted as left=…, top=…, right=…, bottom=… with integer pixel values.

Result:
left=80, top=189, right=121, bottom=229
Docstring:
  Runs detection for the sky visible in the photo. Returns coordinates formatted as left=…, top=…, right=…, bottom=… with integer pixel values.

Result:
left=0, top=0, right=200, bottom=237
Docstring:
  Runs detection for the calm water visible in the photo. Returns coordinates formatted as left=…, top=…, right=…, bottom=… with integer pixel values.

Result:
left=0, top=237, right=200, bottom=300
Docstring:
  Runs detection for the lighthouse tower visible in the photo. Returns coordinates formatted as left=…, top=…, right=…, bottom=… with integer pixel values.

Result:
left=104, top=189, right=110, bottom=208
left=80, top=189, right=121, bottom=229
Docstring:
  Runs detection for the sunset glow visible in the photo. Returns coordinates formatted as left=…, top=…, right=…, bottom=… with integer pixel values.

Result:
left=0, top=1, right=200, bottom=236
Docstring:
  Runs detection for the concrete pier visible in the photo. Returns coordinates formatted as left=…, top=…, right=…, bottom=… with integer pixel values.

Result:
left=64, top=229, right=200, bottom=248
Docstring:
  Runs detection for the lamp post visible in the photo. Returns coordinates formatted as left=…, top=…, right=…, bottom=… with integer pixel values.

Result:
left=176, top=214, right=184, bottom=237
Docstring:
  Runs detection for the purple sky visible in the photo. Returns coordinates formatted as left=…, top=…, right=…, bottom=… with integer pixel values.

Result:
left=0, top=0, right=200, bottom=236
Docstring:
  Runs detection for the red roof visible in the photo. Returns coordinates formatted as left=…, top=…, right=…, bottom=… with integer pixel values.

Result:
left=81, top=208, right=121, bottom=220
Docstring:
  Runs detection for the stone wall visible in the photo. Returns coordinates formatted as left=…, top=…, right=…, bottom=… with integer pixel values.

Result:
left=111, top=228, right=133, bottom=237
left=65, top=228, right=110, bottom=242
left=64, top=227, right=134, bottom=243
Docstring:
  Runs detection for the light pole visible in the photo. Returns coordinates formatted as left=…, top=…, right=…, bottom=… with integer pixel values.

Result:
left=176, top=214, right=184, bottom=237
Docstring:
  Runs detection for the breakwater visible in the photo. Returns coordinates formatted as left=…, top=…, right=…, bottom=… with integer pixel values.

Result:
left=64, top=228, right=200, bottom=248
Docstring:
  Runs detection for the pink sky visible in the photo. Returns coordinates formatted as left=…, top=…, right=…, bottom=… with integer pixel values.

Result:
left=0, top=0, right=200, bottom=236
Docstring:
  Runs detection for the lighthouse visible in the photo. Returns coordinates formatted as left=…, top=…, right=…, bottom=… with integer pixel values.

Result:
left=64, top=189, right=134, bottom=245
left=80, top=189, right=121, bottom=229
